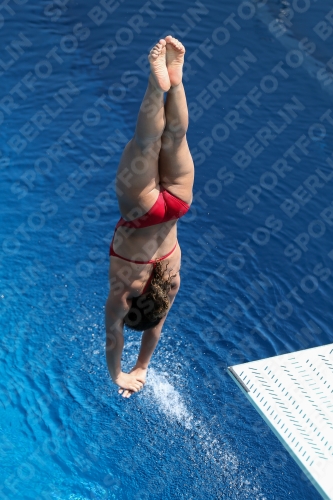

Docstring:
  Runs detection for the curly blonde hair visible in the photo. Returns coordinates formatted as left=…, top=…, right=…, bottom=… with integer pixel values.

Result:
left=146, top=260, right=177, bottom=320
left=124, top=261, right=177, bottom=331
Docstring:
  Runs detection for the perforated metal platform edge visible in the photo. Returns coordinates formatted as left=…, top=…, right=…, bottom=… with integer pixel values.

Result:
left=228, top=343, right=333, bottom=500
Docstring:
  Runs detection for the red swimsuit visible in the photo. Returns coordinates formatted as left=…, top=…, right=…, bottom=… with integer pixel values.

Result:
left=110, top=186, right=190, bottom=292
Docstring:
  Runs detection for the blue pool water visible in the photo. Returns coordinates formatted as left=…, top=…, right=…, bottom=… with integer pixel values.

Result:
left=1, top=0, right=333, bottom=498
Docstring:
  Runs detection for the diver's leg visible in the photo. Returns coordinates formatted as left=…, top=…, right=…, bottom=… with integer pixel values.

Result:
left=159, top=37, right=194, bottom=204
left=115, top=39, right=170, bottom=219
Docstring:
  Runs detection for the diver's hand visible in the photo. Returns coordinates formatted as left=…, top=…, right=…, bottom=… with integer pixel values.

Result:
left=118, top=364, right=148, bottom=398
left=114, top=372, right=145, bottom=394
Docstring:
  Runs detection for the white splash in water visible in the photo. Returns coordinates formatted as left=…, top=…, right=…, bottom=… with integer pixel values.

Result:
left=147, top=369, right=238, bottom=470
left=147, top=368, right=193, bottom=429
left=146, top=368, right=267, bottom=498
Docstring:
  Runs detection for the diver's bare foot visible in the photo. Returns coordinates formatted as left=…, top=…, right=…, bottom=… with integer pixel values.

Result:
left=148, top=39, right=170, bottom=92
left=165, top=35, right=185, bottom=87
left=118, top=366, right=147, bottom=398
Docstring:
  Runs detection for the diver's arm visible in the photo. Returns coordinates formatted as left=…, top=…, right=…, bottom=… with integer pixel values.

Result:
left=105, top=297, right=124, bottom=381
left=105, top=294, right=145, bottom=391
left=135, top=315, right=168, bottom=369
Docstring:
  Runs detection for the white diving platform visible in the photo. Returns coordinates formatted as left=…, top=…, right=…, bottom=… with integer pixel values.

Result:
left=228, top=344, right=333, bottom=500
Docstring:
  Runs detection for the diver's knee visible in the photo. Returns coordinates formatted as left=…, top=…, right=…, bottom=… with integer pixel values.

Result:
left=132, top=135, right=162, bottom=160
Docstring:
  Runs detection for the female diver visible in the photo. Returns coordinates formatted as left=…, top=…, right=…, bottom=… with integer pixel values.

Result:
left=105, top=36, right=194, bottom=398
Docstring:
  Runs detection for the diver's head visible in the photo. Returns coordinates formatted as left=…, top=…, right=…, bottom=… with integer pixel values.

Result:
left=123, top=261, right=176, bottom=332
left=123, top=293, right=165, bottom=331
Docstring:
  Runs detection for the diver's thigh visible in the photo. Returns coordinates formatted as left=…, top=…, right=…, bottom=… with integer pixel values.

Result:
left=158, top=137, right=194, bottom=204
left=115, top=138, right=161, bottom=217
